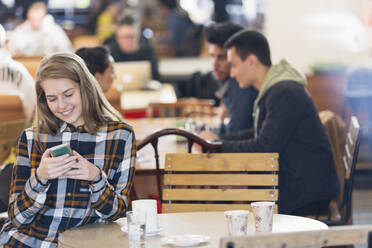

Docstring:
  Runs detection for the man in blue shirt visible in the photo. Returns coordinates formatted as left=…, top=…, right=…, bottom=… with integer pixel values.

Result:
left=204, top=22, right=258, bottom=134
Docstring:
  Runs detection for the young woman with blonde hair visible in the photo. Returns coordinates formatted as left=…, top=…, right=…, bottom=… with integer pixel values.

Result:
left=0, top=52, right=136, bottom=247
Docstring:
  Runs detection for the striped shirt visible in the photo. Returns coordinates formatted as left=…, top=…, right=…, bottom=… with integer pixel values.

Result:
left=0, top=121, right=136, bottom=247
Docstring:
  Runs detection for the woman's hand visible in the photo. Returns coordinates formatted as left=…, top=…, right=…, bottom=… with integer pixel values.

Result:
left=63, top=151, right=100, bottom=181
left=36, top=149, right=78, bottom=182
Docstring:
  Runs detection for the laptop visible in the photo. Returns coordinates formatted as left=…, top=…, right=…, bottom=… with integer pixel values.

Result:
left=113, top=61, right=151, bottom=91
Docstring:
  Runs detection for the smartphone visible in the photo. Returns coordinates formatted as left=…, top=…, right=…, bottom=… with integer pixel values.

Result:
left=50, top=143, right=73, bottom=157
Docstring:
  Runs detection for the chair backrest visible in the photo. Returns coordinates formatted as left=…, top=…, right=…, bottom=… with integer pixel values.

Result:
left=134, top=128, right=222, bottom=201
left=0, top=95, right=25, bottom=122
left=220, top=225, right=372, bottom=248
left=72, top=35, right=101, bottom=50
left=0, top=119, right=26, bottom=164
left=162, top=153, right=279, bottom=213
left=324, top=115, right=361, bottom=226
left=14, top=56, right=43, bottom=78
left=338, top=116, right=361, bottom=223
left=319, top=110, right=346, bottom=205
left=104, top=87, right=121, bottom=113
left=147, top=99, right=215, bottom=118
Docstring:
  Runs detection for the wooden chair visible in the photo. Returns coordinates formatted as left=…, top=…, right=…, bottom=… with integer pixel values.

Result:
left=220, top=225, right=372, bottom=248
left=0, top=120, right=26, bottom=164
left=104, top=87, right=122, bottom=114
left=134, top=128, right=222, bottom=202
left=14, top=56, right=43, bottom=78
left=162, top=153, right=279, bottom=213
left=318, top=116, right=361, bottom=225
left=0, top=95, right=25, bottom=122
left=72, top=35, right=101, bottom=50
left=146, top=99, right=215, bottom=118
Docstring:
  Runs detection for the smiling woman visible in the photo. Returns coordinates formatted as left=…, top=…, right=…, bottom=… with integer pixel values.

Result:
left=0, top=52, right=136, bottom=248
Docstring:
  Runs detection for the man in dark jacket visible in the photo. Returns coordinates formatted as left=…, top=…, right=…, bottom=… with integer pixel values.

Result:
left=200, top=30, right=340, bottom=216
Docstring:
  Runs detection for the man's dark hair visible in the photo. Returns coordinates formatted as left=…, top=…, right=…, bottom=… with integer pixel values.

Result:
left=75, top=46, right=111, bottom=75
left=224, top=29, right=272, bottom=67
left=158, top=0, right=177, bottom=10
left=204, top=22, right=243, bottom=48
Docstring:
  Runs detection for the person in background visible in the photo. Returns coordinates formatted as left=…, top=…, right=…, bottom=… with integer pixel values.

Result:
left=105, top=11, right=161, bottom=81
left=204, top=22, right=258, bottom=135
left=76, top=45, right=116, bottom=93
left=8, top=1, right=72, bottom=57
left=200, top=30, right=339, bottom=216
left=96, top=0, right=123, bottom=42
left=0, top=52, right=136, bottom=247
left=158, top=0, right=201, bottom=57
left=0, top=24, right=36, bottom=213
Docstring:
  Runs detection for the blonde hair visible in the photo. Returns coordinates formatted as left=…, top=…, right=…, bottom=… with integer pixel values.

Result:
left=35, top=52, right=123, bottom=137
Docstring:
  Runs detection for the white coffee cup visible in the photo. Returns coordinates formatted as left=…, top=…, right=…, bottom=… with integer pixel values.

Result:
left=251, top=201, right=275, bottom=232
left=132, top=199, right=158, bottom=232
left=224, top=210, right=249, bottom=236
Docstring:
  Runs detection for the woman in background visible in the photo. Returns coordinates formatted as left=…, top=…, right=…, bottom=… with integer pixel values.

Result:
left=0, top=52, right=136, bottom=247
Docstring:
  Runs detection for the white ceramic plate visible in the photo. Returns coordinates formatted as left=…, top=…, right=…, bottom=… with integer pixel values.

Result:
left=161, top=234, right=210, bottom=247
left=121, top=225, right=163, bottom=237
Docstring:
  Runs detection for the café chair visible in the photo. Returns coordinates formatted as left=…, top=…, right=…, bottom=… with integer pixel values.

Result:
left=162, top=153, right=279, bottom=213
left=0, top=95, right=25, bottom=122
left=0, top=119, right=26, bottom=165
left=317, top=116, right=361, bottom=225
left=72, top=35, right=100, bottom=50
left=14, top=56, right=43, bottom=78
left=220, top=225, right=372, bottom=248
left=133, top=128, right=222, bottom=202
left=146, top=99, right=215, bottom=118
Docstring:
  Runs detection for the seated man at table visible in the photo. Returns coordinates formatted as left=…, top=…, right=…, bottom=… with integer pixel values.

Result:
left=200, top=30, right=340, bottom=216
left=105, top=11, right=161, bottom=81
left=204, top=22, right=258, bottom=134
left=8, top=2, right=72, bottom=57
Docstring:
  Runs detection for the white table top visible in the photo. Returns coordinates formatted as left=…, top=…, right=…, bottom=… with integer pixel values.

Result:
left=58, top=212, right=327, bottom=248
left=159, top=57, right=212, bottom=78
left=120, top=84, right=177, bottom=110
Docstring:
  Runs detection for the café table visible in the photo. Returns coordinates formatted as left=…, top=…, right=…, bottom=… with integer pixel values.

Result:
left=58, top=211, right=328, bottom=248
left=159, top=57, right=212, bottom=82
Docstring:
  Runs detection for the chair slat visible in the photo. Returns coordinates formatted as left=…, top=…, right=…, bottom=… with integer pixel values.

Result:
left=162, top=203, right=278, bottom=213
left=0, top=120, right=25, bottom=164
left=163, top=188, right=278, bottom=201
left=165, top=153, right=279, bottom=172
left=164, top=174, right=278, bottom=186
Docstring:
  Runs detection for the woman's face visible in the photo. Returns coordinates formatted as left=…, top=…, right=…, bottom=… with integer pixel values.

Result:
left=42, top=78, right=84, bottom=127
left=95, top=57, right=116, bottom=93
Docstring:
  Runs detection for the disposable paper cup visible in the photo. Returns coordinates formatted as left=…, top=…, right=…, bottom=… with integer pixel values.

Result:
left=224, top=210, right=249, bottom=236
left=251, top=201, right=274, bottom=232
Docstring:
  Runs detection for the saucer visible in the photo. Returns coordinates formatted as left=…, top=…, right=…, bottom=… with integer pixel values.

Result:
left=161, top=234, right=210, bottom=247
left=121, top=225, right=163, bottom=237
